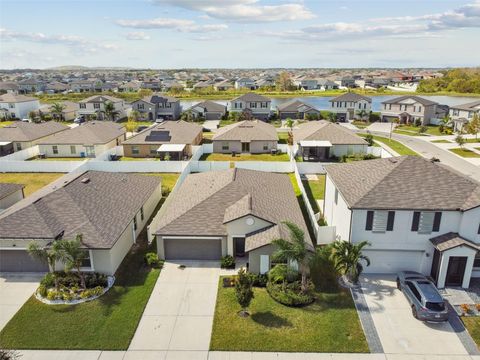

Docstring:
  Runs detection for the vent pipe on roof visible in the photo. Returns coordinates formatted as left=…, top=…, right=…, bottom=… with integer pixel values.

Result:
left=81, top=177, right=90, bottom=184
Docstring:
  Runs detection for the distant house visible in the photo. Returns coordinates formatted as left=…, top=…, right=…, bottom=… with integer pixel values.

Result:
left=17, top=79, right=45, bottom=94
left=0, top=121, right=68, bottom=152
left=381, top=95, right=441, bottom=125
left=141, top=81, right=162, bottom=91
left=229, top=93, right=271, bottom=121
left=0, top=94, right=40, bottom=119
left=277, top=100, right=320, bottom=120
left=45, top=81, right=69, bottom=94
left=293, top=120, right=368, bottom=161
left=122, top=120, right=202, bottom=160
left=335, top=77, right=356, bottom=88
left=131, top=94, right=181, bottom=121
left=317, top=79, right=338, bottom=91
left=294, top=78, right=318, bottom=90
left=118, top=81, right=141, bottom=92
left=0, top=82, right=19, bottom=94
left=234, top=78, right=257, bottom=90
left=214, top=80, right=234, bottom=91
left=329, top=93, right=372, bottom=122
left=0, top=183, right=25, bottom=211
left=78, top=95, right=127, bottom=121
left=449, top=100, right=480, bottom=132
left=38, top=121, right=125, bottom=158
left=39, top=101, right=78, bottom=121
left=188, top=100, right=226, bottom=120
left=0, top=171, right=162, bottom=273
left=70, top=80, right=96, bottom=93
left=212, top=120, right=277, bottom=154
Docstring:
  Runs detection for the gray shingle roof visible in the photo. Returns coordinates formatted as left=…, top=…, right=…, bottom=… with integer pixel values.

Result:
left=154, top=168, right=312, bottom=251
left=381, top=95, right=438, bottom=106
left=213, top=120, right=277, bottom=142
left=232, top=93, right=270, bottom=102
left=78, top=95, right=123, bottom=104
left=450, top=100, right=480, bottom=112
left=0, top=121, right=69, bottom=142
left=430, top=232, right=480, bottom=252
left=293, top=120, right=367, bottom=145
left=277, top=100, right=318, bottom=113
left=325, top=156, right=480, bottom=211
left=123, top=121, right=202, bottom=145
left=39, top=121, right=125, bottom=145
left=189, top=100, right=226, bottom=113
left=0, top=171, right=161, bottom=249
left=329, top=93, right=372, bottom=103
left=0, top=183, right=24, bottom=200
left=0, top=94, right=38, bottom=103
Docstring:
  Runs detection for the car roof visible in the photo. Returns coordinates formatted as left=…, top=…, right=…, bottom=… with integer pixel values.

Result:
left=414, top=280, right=444, bottom=302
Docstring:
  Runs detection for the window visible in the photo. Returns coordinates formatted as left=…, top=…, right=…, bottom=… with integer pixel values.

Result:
left=16, top=143, right=21, bottom=151
left=93, top=103, right=100, bottom=109
left=150, top=146, right=157, bottom=155
left=334, top=189, right=338, bottom=205
left=263, top=143, right=269, bottom=151
left=474, top=254, right=480, bottom=268
left=478, top=223, right=480, bottom=235
left=365, top=211, right=374, bottom=231
left=80, top=251, right=92, bottom=269
left=250, top=102, right=257, bottom=108
left=8, top=103, right=14, bottom=109
left=387, top=211, right=395, bottom=231
left=52, top=145, right=58, bottom=154
left=222, top=142, right=229, bottom=151
left=140, top=206, right=144, bottom=221
left=70, top=145, right=76, bottom=154
left=411, top=211, right=441, bottom=233
left=133, top=216, right=137, bottom=231
left=79, top=103, right=86, bottom=109
left=138, top=103, right=144, bottom=110
left=418, top=106, right=422, bottom=113
left=132, top=146, right=139, bottom=155
left=406, top=281, right=421, bottom=301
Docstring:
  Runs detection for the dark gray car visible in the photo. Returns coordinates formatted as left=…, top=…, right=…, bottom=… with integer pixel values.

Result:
left=396, top=271, right=449, bottom=322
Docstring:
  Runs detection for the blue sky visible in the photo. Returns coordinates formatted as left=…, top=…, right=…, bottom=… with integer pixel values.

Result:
left=1, top=0, right=479, bottom=69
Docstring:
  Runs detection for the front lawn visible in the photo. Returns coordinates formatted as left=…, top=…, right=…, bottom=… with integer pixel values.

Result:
left=450, top=148, right=480, bottom=158
left=200, top=153, right=290, bottom=161
left=359, top=133, right=418, bottom=156
left=302, top=175, right=325, bottom=214
left=352, top=121, right=369, bottom=129
left=0, top=121, right=14, bottom=128
left=395, top=125, right=444, bottom=136
left=210, top=279, right=368, bottom=353
left=462, top=317, right=480, bottom=348
left=431, top=139, right=451, bottom=143
left=0, top=172, right=64, bottom=196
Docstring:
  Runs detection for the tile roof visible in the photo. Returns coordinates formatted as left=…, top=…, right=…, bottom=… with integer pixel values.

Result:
left=232, top=93, right=271, bottom=102
left=0, top=121, right=69, bottom=142
left=430, top=232, right=480, bottom=252
left=329, top=93, right=372, bottom=103
left=213, top=120, right=277, bottom=142
left=0, top=171, right=161, bottom=249
left=154, top=168, right=312, bottom=251
left=0, top=183, right=24, bottom=200
left=123, top=120, right=202, bottom=145
left=39, top=121, right=125, bottom=145
left=325, top=156, right=480, bottom=211
left=293, top=120, right=367, bottom=145
left=381, top=95, right=438, bottom=106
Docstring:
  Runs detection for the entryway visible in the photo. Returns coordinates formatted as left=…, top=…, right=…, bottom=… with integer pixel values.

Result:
left=233, top=237, right=245, bottom=257
left=241, top=142, right=250, bottom=153
left=446, top=257, right=467, bottom=287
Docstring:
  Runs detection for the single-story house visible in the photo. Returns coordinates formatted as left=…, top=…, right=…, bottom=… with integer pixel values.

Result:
left=154, top=168, right=313, bottom=273
left=293, top=120, right=368, bottom=161
left=323, top=156, right=480, bottom=288
left=277, top=100, right=320, bottom=120
left=188, top=101, right=227, bottom=120
left=39, top=101, right=78, bottom=121
left=38, top=121, right=126, bottom=158
left=122, top=120, right=203, bottom=160
left=0, top=171, right=162, bottom=274
left=0, top=183, right=25, bottom=211
left=212, top=120, right=278, bottom=154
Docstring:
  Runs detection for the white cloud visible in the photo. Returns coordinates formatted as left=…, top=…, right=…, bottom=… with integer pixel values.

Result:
left=125, top=32, right=151, bottom=40
left=115, top=17, right=228, bottom=33
left=153, top=0, right=315, bottom=22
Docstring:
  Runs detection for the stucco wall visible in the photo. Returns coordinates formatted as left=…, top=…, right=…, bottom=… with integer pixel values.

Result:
left=248, top=244, right=275, bottom=274
left=323, top=174, right=352, bottom=241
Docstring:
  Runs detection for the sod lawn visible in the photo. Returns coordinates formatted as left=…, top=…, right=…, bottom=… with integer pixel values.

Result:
left=462, top=317, right=480, bottom=348
left=210, top=279, right=368, bottom=353
left=278, top=131, right=289, bottom=144
left=431, top=139, right=452, bottom=143
left=0, top=172, right=64, bottom=196
left=141, top=173, right=180, bottom=192
left=359, top=133, right=418, bottom=156
left=394, top=125, right=444, bottom=136
left=449, top=148, right=480, bottom=158
left=0, top=121, right=14, bottom=127
left=302, top=175, right=325, bottom=214
left=200, top=153, right=290, bottom=161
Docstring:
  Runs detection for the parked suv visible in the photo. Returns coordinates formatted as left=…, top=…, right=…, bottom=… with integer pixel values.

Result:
left=396, top=271, right=449, bottom=322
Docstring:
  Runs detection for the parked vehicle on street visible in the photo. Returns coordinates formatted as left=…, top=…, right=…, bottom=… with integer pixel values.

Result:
left=397, top=271, right=449, bottom=322
left=73, top=116, right=85, bottom=124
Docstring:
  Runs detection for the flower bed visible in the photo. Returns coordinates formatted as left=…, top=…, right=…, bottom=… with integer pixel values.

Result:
left=35, top=272, right=115, bottom=305
left=266, top=281, right=315, bottom=307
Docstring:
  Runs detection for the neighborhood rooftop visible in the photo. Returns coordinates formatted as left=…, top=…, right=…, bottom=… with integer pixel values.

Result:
left=0, top=183, right=25, bottom=200
left=39, top=121, right=125, bottom=145
left=329, top=93, right=372, bottom=103
left=123, top=120, right=202, bottom=145
left=213, top=120, right=277, bottom=142
left=293, top=120, right=367, bottom=145
left=0, top=121, right=68, bottom=142
left=381, top=95, right=438, bottom=106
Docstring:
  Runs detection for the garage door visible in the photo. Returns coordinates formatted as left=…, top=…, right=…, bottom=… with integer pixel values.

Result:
left=363, top=250, right=425, bottom=274
left=164, top=238, right=222, bottom=260
left=0, top=250, right=49, bottom=272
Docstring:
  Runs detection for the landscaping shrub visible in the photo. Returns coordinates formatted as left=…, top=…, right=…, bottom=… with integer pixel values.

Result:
left=248, top=273, right=267, bottom=287
left=267, top=264, right=299, bottom=284
left=37, top=284, right=48, bottom=298
left=40, top=272, right=56, bottom=288
left=364, top=133, right=374, bottom=146
left=266, top=281, right=315, bottom=307
left=235, top=269, right=254, bottom=316
left=309, top=246, right=339, bottom=292
left=369, top=112, right=380, bottom=122
left=221, top=255, right=235, bottom=269
left=145, top=252, right=164, bottom=268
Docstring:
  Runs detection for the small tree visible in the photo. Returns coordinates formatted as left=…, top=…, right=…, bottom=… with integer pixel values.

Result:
left=356, top=109, right=368, bottom=121
left=235, top=268, right=254, bottom=317
left=125, top=119, right=138, bottom=133
left=327, top=112, right=337, bottom=122
left=137, top=88, right=153, bottom=98
left=50, top=102, right=66, bottom=121
left=466, top=113, right=480, bottom=140
left=332, top=240, right=370, bottom=284
left=28, top=111, right=37, bottom=122
left=365, top=133, right=374, bottom=147
left=57, top=235, right=89, bottom=289
left=104, top=101, right=119, bottom=122
left=27, top=241, right=63, bottom=288
left=455, top=134, right=466, bottom=148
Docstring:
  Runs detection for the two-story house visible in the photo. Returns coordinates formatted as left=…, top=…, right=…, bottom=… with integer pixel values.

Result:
left=0, top=94, right=40, bottom=119
left=323, top=156, right=480, bottom=289
left=449, top=100, right=480, bottom=132
left=329, top=93, right=372, bottom=122
left=130, top=94, right=181, bottom=121
left=294, top=78, right=318, bottom=90
left=77, top=95, right=127, bottom=121
left=234, top=78, right=257, bottom=90
left=381, top=96, right=440, bottom=125
left=229, top=93, right=271, bottom=121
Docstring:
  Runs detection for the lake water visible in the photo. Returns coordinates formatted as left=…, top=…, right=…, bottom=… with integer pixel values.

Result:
left=180, top=95, right=479, bottom=112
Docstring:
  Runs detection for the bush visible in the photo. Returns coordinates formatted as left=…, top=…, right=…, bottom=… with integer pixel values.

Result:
left=369, top=112, right=380, bottom=122
left=248, top=273, right=267, bottom=287
left=40, top=273, right=56, bottom=288
left=235, top=269, right=254, bottom=313
left=80, top=289, right=93, bottom=299
left=365, top=133, right=374, bottom=146
left=37, top=284, right=48, bottom=297
left=309, top=246, right=339, bottom=292
left=62, top=292, right=73, bottom=301
left=266, top=281, right=315, bottom=307
left=145, top=252, right=164, bottom=268
left=267, top=264, right=299, bottom=284
left=92, top=286, right=104, bottom=296
left=221, top=255, right=235, bottom=269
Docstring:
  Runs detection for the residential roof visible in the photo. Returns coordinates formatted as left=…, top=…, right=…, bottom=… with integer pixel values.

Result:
left=329, top=93, right=372, bottom=103
left=213, top=120, right=277, bottom=142
left=0, top=171, right=161, bottom=249
left=381, top=95, right=438, bottom=106
left=232, top=93, right=270, bottom=102
left=189, top=100, right=226, bottom=113
left=0, top=94, right=38, bottom=103
left=133, top=93, right=179, bottom=105
left=277, top=100, right=318, bottom=113
left=0, top=121, right=69, bottom=142
left=39, top=121, right=125, bottom=145
left=325, top=156, right=480, bottom=211
left=154, top=168, right=312, bottom=251
left=123, top=120, right=202, bottom=145
left=450, top=100, right=480, bottom=112
left=293, top=120, right=367, bottom=145
left=78, top=95, right=123, bottom=104
left=430, top=232, right=480, bottom=252
left=0, top=183, right=24, bottom=200
left=40, top=101, right=78, bottom=114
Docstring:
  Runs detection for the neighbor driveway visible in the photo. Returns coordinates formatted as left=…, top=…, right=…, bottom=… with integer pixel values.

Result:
left=0, top=272, right=43, bottom=331
left=360, top=275, right=469, bottom=356
left=129, top=261, right=235, bottom=352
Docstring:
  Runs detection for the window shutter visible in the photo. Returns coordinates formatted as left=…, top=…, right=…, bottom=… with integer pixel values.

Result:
left=432, top=212, right=442, bottom=232
left=387, top=211, right=395, bottom=231
left=366, top=211, right=374, bottom=231
left=411, top=212, right=420, bottom=231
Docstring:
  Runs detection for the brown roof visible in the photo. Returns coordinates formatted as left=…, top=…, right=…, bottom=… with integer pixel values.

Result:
left=430, top=232, right=480, bottom=252
left=0, top=121, right=69, bottom=142
left=0, top=171, right=161, bottom=249
left=39, top=121, right=125, bottom=145
left=0, top=183, right=24, bottom=200
left=329, top=93, right=372, bottom=103
left=122, top=121, right=202, bottom=145
left=293, top=120, right=367, bottom=145
left=0, top=94, right=38, bottom=103
left=213, top=120, right=277, bottom=142
left=325, top=156, right=480, bottom=211
left=133, top=93, right=179, bottom=105
left=154, top=168, right=312, bottom=251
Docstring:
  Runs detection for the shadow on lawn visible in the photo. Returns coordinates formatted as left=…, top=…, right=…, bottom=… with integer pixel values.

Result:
left=251, top=311, right=292, bottom=328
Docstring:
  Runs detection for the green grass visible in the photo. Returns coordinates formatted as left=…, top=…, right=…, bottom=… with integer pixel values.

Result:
left=462, top=317, right=480, bottom=348
left=352, top=121, right=369, bottom=129
left=288, top=173, right=315, bottom=240
left=395, top=125, right=444, bottom=136
left=393, top=129, right=426, bottom=136
left=465, top=138, right=480, bottom=143
left=210, top=279, right=368, bottom=353
left=449, top=148, right=480, bottom=158
left=219, top=119, right=236, bottom=127
left=0, top=172, right=64, bottom=196
left=359, top=133, right=418, bottom=156
left=431, top=139, right=452, bottom=143
left=200, top=153, right=290, bottom=161
left=141, top=173, right=180, bottom=192
left=278, top=132, right=289, bottom=144
left=0, top=121, right=14, bottom=127
left=301, top=175, right=325, bottom=214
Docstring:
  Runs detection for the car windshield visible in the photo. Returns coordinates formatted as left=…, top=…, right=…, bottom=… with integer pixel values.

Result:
left=426, top=302, right=445, bottom=311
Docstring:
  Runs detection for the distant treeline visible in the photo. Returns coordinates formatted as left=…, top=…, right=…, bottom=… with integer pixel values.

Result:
left=417, top=68, right=480, bottom=94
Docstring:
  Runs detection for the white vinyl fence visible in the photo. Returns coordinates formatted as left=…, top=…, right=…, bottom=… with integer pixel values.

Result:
left=0, top=160, right=87, bottom=173
left=0, top=145, right=39, bottom=161
left=235, top=161, right=294, bottom=173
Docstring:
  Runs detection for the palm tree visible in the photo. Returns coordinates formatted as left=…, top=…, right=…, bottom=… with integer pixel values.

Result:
left=104, top=101, right=119, bottom=121
left=331, top=240, right=370, bottom=284
left=27, top=241, right=63, bottom=288
left=272, top=221, right=312, bottom=293
left=356, top=109, right=368, bottom=121
left=285, top=117, right=294, bottom=131
left=327, top=112, right=337, bottom=122
left=180, top=110, right=194, bottom=122
left=50, top=102, right=66, bottom=121
left=57, top=234, right=89, bottom=289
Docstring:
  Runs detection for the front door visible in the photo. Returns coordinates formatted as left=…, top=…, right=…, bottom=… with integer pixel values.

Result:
left=241, top=142, right=250, bottom=153
left=234, top=237, right=246, bottom=257
left=85, top=146, right=95, bottom=158
left=446, top=256, right=467, bottom=286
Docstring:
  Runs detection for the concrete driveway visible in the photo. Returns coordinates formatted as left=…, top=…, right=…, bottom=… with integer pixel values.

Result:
left=365, top=122, right=397, bottom=133
left=360, top=275, right=469, bottom=356
left=0, top=272, right=43, bottom=331
left=129, top=261, right=234, bottom=352
left=202, top=120, right=220, bottom=131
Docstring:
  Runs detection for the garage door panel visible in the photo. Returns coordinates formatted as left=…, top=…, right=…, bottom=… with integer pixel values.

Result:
left=164, top=238, right=222, bottom=260
left=363, top=250, right=424, bottom=274
left=0, top=250, right=49, bottom=272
